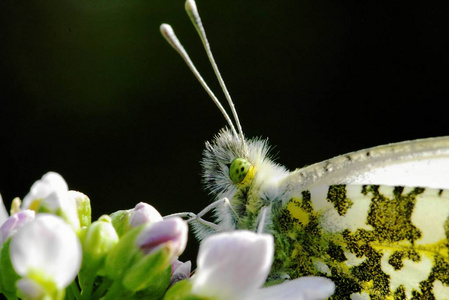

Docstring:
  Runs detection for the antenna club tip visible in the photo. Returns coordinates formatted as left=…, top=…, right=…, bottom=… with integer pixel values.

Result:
left=160, top=23, right=172, bottom=33
left=185, top=0, right=198, bottom=15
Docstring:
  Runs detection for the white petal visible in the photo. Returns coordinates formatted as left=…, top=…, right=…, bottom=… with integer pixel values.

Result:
left=22, top=172, right=68, bottom=209
left=22, top=174, right=80, bottom=230
left=0, top=210, right=35, bottom=244
left=10, top=214, right=82, bottom=288
left=191, top=231, right=274, bottom=299
left=57, top=191, right=80, bottom=230
left=0, top=193, right=8, bottom=226
left=41, top=172, right=68, bottom=193
left=251, top=277, right=335, bottom=300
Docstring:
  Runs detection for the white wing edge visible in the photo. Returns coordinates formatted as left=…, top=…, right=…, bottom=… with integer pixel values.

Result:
left=283, top=136, right=449, bottom=190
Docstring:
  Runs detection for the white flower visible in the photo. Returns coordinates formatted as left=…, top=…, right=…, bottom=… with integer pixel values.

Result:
left=191, top=230, right=335, bottom=300
left=10, top=214, right=82, bottom=294
left=191, top=230, right=273, bottom=299
left=22, top=172, right=68, bottom=208
left=0, top=193, right=9, bottom=226
left=22, top=172, right=80, bottom=230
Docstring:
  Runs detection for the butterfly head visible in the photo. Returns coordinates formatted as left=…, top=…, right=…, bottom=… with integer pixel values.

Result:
left=201, top=127, right=288, bottom=210
left=201, top=128, right=268, bottom=195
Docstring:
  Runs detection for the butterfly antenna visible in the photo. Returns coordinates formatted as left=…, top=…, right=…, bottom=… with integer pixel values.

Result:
left=185, top=0, right=247, bottom=153
left=160, top=24, right=238, bottom=138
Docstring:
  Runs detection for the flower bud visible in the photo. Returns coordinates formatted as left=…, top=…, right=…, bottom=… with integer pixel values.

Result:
left=110, top=202, right=163, bottom=236
left=79, top=215, right=118, bottom=294
left=136, top=217, right=187, bottom=258
left=83, top=215, right=118, bottom=263
left=104, top=217, right=188, bottom=294
left=129, top=202, right=163, bottom=228
left=69, top=191, right=91, bottom=228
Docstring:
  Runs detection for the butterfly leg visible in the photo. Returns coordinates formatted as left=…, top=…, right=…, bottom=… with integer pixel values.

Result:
left=164, top=212, right=197, bottom=220
left=187, top=197, right=238, bottom=229
left=256, top=206, right=268, bottom=234
left=165, top=211, right=219, bottom=231
left=164, top=197, right=239, bottom=232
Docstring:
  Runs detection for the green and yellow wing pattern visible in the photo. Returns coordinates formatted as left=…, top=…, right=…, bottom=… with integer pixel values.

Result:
left=272, top=184, right=449, bottom=299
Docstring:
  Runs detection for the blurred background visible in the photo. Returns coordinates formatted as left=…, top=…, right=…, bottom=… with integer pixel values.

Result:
left=0, top=0, right=447, bottom=262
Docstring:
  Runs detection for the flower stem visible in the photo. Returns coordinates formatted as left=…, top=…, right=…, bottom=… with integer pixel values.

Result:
left=91, top=277, right=112, bottom=299
left=68, top=280, right=81, bottom=300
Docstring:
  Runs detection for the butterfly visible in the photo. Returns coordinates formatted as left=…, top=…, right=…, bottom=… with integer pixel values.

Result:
left=160, top=1, right=449, bottom=299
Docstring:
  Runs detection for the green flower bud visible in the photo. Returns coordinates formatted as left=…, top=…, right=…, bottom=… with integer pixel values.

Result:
left=79, top=215, right=118, bottom=294
left=104, top=218, right=187, bottom=294
left=69, top=191, right=91, bottom=228
left=109, top=209, right=130, bottom=237
left=83, top=215, right=118, bottom=264
left=104, top=226, right=142, bottom=281
left=121, top=247, right=171, bottom=292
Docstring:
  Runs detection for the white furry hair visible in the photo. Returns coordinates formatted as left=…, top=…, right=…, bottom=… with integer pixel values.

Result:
left=193, top=127, right=290, bottom=240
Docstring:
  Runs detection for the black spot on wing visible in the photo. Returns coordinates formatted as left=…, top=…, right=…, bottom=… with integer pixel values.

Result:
left=394, top=286, right=406, bottom=299
left=301, top=190, right=313, bottom=213
left=327, top=185, right=353, bottom=216
left=387, top=250, right=420, bottom=271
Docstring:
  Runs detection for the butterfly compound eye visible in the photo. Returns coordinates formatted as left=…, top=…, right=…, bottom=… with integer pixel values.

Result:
left=229, top=158, right=253, bottom=184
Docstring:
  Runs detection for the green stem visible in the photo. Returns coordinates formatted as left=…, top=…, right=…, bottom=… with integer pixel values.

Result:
left=68, top=280, right=82, bottom=300
left=91, top=277, right=112, bottom=299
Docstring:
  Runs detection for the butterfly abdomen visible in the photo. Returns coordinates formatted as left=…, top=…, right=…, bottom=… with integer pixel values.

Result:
left=271, top=184, right=449, bottom=299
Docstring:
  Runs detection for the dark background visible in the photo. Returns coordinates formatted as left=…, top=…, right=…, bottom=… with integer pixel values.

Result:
left=0, top=0, right=447, bottom=262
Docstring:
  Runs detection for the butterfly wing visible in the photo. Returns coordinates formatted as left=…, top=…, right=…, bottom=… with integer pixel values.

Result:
left=282, top=136, right=449, bottom=191
left=270, top=137, right=449, bottom=299
left=271, top=184, right=449, bottom=299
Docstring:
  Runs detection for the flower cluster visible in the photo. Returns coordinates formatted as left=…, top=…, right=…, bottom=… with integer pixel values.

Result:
left=0, top=172, right=335, bottom=300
